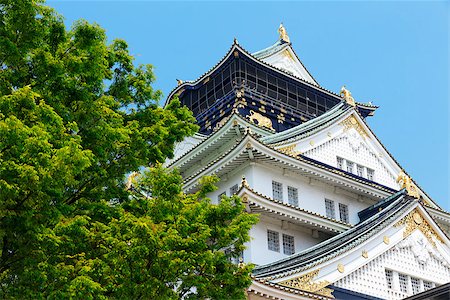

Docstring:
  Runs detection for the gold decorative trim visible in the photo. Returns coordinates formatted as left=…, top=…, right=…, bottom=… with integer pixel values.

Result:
left=309, top=140, right=315, bottom=146
left=362, top=250, right=368, bottom=259
left=247, top=110, right=274, bottom=130
left=337, top=264, right=344, bottom=273
left=278, top=144, right=301, bottom=157
left=396, top=171, right=420, bottom=198
left=279, top=269, right=334, bottom=298
left=383, top=236, right=390, bottom=245
left=340, top=115, right=367, bottom=139
left=395, top=208, right=443, bottom=248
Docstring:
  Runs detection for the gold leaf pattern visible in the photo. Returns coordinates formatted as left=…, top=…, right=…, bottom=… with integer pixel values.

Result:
left=395, top=208, right=443, bottom=248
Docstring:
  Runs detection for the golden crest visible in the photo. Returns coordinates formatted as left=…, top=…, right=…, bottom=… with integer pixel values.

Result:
left=337, top=263, right=345, bottom=273
left=279, top=269, right=334, bottom=298
left=395, top=208, right=443, bottom=248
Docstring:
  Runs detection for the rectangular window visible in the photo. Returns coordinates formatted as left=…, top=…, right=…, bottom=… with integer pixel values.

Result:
left=337, top=157, right=344, bottom=169
left=339, top=203, right=349, bottom=223
left=287, top=186, right=299, bottom=207
left=423, top=281, right=434, bottom=290
left=272, top=181, right=283, bottom=201
left=230, top=184, right=239, bottom=195
left=325, top=199, right=335, bottom=219
left=367, top=168, right=375, bottom=181
left=357, top=165, right=364, bottom=177
left=399, top=274, right=408, bottom=293
left=282, top=234, right=295, bottom=255
left=267, top=230, right=280, bottom=252
left=411, top=277, right=421, bottom=294
left=346, top=160, right=354, bottom=173
left=385, top=270, right=393, bottom=289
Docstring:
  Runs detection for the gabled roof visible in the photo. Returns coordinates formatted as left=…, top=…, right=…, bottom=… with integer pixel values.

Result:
left=252, top=190, right=411, bottom=279
left=182, top=131, right=397, bottom=199
left=166, top=40, right=344, bottom=107
left=252, top=39, right=319, bottom=85
left=261, top=102, right=351, bottom=145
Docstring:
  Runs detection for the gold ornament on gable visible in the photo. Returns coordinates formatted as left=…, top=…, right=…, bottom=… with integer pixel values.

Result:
left=395, top=208, right=443, bottom=248
left=340, top=115, right=368, bottom=139
left=396, top=171, right=420, bottom=198
left=279, top=269, right=334, bottom=298
left=340, top=86, right=356, bottom=107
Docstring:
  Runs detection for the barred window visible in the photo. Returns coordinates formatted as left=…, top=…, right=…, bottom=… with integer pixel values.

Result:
left=325, top=199, right=335, bottom=218
left=272, top=181, right=283, bottom=201
left=287, top=186, right=298, bottom=206
left=385, top=269, right=393, bottom=289
left=411, top=277, right=421, bottom=294
left=423, top=281, right=434, bottom=290
left=367, top=168, right=375, bottom=181
left=337, top=157, right=344, bottom=169
left=218, top=192, right=226, bottom=202
left=357, top=165, right=364, bottom=177
left=346, top=161, right=354, bottom=173
left=267, top=230, right=280, bottom=252
left=399, top=274, right=408, bottom=293
left=282, top=234, right=295, bottom=255
left=339, top=203, right=349, bottom=223
left=230, top=184, right=239, bottom=195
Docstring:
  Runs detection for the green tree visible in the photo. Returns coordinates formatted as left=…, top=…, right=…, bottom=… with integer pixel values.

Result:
left=0, top=0, right=258, bottom=298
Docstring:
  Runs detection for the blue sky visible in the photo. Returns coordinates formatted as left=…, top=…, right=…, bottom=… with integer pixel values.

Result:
left=49, top=1, right=449, bottom=210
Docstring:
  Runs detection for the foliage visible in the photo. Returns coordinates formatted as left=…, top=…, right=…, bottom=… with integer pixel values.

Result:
left=0, top=0, right=258, bottom=298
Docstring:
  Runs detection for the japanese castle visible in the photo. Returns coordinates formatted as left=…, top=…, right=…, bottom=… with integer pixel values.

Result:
left=165, top=25, right=450, bottom=299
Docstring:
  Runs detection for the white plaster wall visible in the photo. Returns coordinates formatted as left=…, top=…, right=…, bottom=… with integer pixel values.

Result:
left=250, top=163, right=371, bottom=225
left=334, top=231, right=450, bottom=299
left=208, top=165, right=253, bottom=205
left=246, top=215, right=327, bottom=266
left=164, top=134, right=204, bottom=166
left=303, top=129, right=398, bottom=190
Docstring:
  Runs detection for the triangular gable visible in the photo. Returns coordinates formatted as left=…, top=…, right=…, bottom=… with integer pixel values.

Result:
left=253, top=42, right=318, bottom=86
left=255, top=199, right=450, bottom=299
left=268, top=108, right=439, bottom=208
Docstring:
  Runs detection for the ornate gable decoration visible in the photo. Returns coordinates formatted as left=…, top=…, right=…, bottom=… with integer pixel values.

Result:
left=395, top=208, right=444, bottom=248
left=279, top=269, right=334, bottom=298
left=340, top=115, right=367, bottom=139
left=396, top=171, right=420, bottom=198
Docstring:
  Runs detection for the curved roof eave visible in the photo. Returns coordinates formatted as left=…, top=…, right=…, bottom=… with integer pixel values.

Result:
left=164, top=41, right=345, bottom=108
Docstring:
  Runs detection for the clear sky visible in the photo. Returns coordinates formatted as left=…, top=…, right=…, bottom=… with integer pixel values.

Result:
left=49, top=1, right=449, bottom=210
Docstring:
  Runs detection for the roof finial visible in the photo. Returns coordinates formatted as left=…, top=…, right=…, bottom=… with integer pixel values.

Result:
left=176, top=79, right=183, bottom=86
left=278, top=23, right=290, bottom=43
left=397, top=171, right=420, bottom=198
left=340, top=85, right=356, bottom=107
left=234, top=37, right=239, bottom=44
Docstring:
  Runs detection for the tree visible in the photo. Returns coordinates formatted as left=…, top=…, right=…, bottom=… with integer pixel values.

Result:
left=0, top=0, right=258, bottom=298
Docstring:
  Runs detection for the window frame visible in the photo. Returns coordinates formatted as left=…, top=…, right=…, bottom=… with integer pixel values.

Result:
left=272, top=181, right=283, bottom=201
left=287, top=186, right=299, bottom=207
left=325, top=199, right=336, bottom=219
left=267, top=229, right=280, bottom=252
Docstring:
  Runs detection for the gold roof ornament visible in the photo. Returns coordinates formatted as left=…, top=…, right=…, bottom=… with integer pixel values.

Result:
left=396, top=171, right=420, bottom=198
left=339, top=85, right=356, bottom=107
left=176, top=79, right=183, bottom=86
left=278, top=23, right=290, bottom=43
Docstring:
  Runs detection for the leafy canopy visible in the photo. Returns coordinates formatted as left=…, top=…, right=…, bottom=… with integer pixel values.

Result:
left=0, top=0, right=258, bottom=298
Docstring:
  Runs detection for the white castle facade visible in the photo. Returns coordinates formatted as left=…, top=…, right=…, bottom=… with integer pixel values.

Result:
left=164, top=26, right=450, bottom=299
